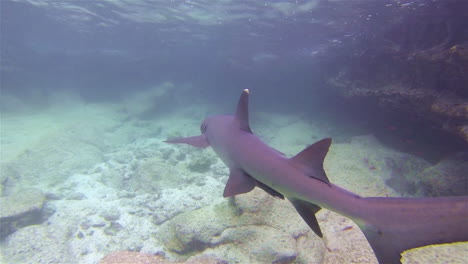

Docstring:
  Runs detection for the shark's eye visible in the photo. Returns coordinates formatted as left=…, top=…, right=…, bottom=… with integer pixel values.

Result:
left=200, top=123, right=208, bottom=133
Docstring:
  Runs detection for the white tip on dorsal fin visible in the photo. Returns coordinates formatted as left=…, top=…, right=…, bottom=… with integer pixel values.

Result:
left=235, top=89, right=252, bottom=133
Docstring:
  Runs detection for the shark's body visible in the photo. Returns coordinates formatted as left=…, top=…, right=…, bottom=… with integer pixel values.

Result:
left=166, top=89, right=468, bottom=264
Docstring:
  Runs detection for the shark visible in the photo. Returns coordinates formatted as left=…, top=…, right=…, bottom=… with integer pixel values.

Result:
left=165, top=89, right=468, bottom=264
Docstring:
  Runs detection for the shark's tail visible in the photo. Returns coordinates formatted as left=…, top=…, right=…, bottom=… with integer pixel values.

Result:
left=286, top=138, right=468, bottom=264
left=355, top=196, right=468, bottom=264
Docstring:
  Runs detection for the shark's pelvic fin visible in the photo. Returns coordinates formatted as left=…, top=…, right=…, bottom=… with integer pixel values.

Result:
left=223, top=168, right=256, bottom=197
left=289, top=138, right=332, bottom=185
left=235, top=89, right=253, bottom=133
left=165, top=135, right=210, bottom=148
left=290, top=198, right=323, bottom=237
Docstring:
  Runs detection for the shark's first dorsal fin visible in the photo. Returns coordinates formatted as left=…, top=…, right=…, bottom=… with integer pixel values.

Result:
left=290, top=138, right=332, bottom=184
left=235, top=89, right=252, bottom=133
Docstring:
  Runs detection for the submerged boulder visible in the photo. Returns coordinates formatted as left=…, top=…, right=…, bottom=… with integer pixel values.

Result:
left=3, top=133, right=104, bottom=195
left=0, top=188, right=46, bottom=239
left=158, top=188, right=325, bottom=263
left=128, top=157, right=184, bottom=193
left=402, top=242, right=468, bottom=264
left=99, top=251, right=228, bottom=264
left=416, top=154, right=468, bottom=197
left=1, top=224, right=73, bottom=263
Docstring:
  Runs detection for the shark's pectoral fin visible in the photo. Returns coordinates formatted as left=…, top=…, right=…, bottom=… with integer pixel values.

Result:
left=256, top=181, right=284, bottom=199
left=164, top=135, right=210, bottom=148
left=290, top=199, right=323, bottom=237
left=223, top=168, right=256, bottom=197
left=289, top=138, right=332, bottom=185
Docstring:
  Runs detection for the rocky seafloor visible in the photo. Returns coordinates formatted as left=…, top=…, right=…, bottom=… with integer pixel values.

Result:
left=0, top=89, right=467, bottom=264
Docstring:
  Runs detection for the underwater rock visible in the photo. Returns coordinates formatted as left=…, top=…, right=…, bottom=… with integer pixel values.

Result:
left=112, top=151, right=135, bottom=164
left=104, top=221, right=123, bottom=236
left=0, top=163, right=10, bottom=196
left=161, top=148, right=175, bottom=160
left=0, top=188, right=46, bottom=239
left=175, top=151, right=186, bottom=161
left=3, top=133, right=104, bottom=194
left=1, top=225, right=73, bottom=263
left=128, top=157, right=183, bottom=193
left=213, top=225, right=297, bottom=263
left=98, top=160, right=136, bottom=189
left=100, top=207, right=121, bottom=222
left=99, top=251, right=228, bottom=264
left=147, top=183, right=224, bottom=225
left=384, top=152, right=468, bottom=197
left=185, top=254, right=229, bottom=264
left=401, top=242, right=468, bottom=264
left=458, top=125, right=468, bottom=142
left=100, top=251, right=177, bottom=264
left=187, top=154, right=215, bottom=173
left=123, top=82, right=177, bottom=119
left=158, top=202, right=239, bottom=254
left=233, top=184, right=277, bottom=215
left=158, top=188, right=325, bottom=263
left=416, top=154, right=468, bottom=196
left=320, top=211, right=377, bottom=264
left=324, top=0, right=468, bottom=143
left=384, top=155, right=430, bottom=196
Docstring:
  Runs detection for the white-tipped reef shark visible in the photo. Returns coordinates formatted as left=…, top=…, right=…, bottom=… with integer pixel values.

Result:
left=166, top=89, right=468, bottom=264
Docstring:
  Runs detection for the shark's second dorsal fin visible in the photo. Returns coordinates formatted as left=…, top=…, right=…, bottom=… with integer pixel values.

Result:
left=235, top=89, right=252, bottom=133
left=290, top=138, right=332, bottom=184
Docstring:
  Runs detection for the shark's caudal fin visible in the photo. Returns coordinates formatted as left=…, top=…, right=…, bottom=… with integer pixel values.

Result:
left=165, top=135, right=210, bottom=148
left=357, top=196, right=468, bottom=264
